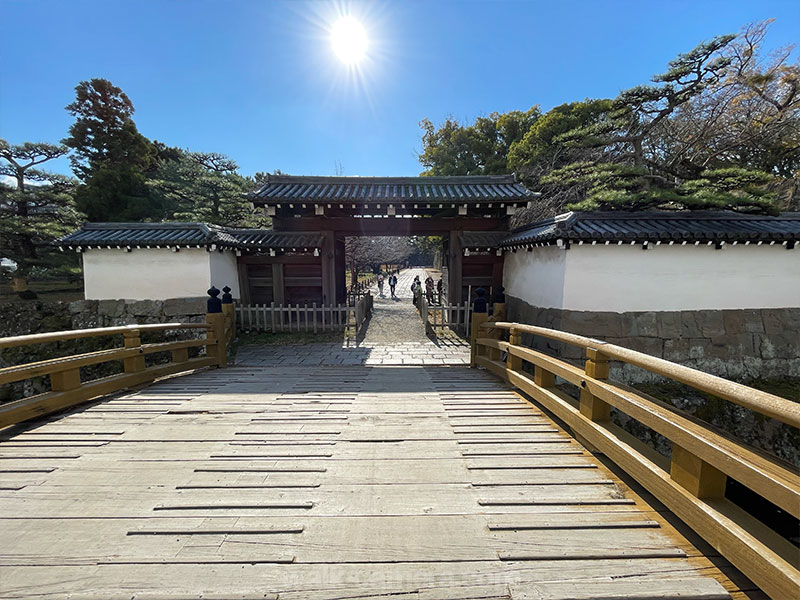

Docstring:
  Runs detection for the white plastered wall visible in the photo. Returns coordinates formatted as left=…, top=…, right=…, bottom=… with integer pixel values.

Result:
left=503, top=243, right=800, bottom=312
left=209, top=250, right=241, bottom=299
left=502, top=246, right=566, bottom=309
left=83, top=247, right=237, bottom=300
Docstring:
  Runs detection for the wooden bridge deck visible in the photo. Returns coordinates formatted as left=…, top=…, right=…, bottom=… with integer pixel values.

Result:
left=0, top=365, right=755, bottom=599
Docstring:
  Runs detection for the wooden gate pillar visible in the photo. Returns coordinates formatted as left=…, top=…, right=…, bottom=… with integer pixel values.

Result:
left=448, top=230, right=463, bottom=305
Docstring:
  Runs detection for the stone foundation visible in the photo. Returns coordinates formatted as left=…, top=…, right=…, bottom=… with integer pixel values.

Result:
left=506, top=296, right=800, bottom=383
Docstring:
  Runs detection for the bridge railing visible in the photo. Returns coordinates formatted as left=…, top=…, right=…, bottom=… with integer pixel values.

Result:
left=0, top=320, right=227, bottom=430
left=472, top=319, right=800, bottom=600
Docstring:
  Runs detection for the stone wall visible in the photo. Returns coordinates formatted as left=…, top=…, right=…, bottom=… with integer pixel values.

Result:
left=506, top=295, right=800, bottom=383
left=0, top=297, right=207, bottom=402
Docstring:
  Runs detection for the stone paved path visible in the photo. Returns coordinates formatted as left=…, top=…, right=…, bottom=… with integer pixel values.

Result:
left=236, top=268, right=470, bottom=367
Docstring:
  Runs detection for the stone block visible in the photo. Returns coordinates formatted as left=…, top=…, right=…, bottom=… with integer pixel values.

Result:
left=126, top=299, right=164, bottom=318
left=723, top=309, right=765, bottom=334
left=661, top=337, right=711, bottom=363
left=623, top=336, right=664, bottom=359
left=97, top=299, right=126, bottom=318
left=698, top=311, right=726, bottom=338
left=68, top=299, right=97, bottom=314
left=109, top=315, right=138, bottom=326
left=762, top=308, right=800, bottom=335
left=560, top=311, right=623, bottom=338
left=620, top=313, right=638, bottom=337
left=708, top=333, right=755, bottom=360
left=679, top=312, right=702, bottom=337
left=70, top=312, right=100, bottom=330
left=657, top=312, right=681, bottom=339
left=634, top=312, right=659, bottom=337
left=164, top=297, right=207, bottom=317
left=756, top=333, right=799, bottom=360
left=690, top=357, right=729, bottom=379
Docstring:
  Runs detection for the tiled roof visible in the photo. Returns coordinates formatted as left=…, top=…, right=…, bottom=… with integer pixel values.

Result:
left=500, top=211, right=800, bottom=248
left=57, top=223, right=325, bottom=250
left=250, top=174, right=533, bottom=205
left=460, top=231, right=509, bottom=250
left=226, top=229, right=325, bottom=250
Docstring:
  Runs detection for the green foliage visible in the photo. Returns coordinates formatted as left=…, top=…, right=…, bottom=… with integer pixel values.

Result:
left=548, top=162, right=778, bottom=213
left=73, top=164, right=161, bottom=222
left=0, top=139, right=83, bottom=290
left=63, top=78, right=160, bottom=221
left=507, top=100, right=613, bottom=175
left=149, top=150, right=264, bottom=227
left=542, top=30, right=787, bottom=214
left=419, top=107, right=540, bottom=175
left=63, top=79, right=154, bottom=179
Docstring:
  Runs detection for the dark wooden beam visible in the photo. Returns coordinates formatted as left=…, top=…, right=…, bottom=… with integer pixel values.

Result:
left=273, top=217, right=506, bottom=234
left=237, top=255, right=321, bottom=265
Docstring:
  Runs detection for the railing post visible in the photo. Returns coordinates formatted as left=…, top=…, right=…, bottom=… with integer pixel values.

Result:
left=50, top=368, right=81, bottom=392
left=206, top=286, right=227, bottom=368
left=122, top=328, right=146, bottom=373
left=533, top=365, right=555, bottom=388
left=579, top=347, right=611, bottom=421
left=507, top=326, right=522, bottom=372
left=221, top=285, right=235, bottom=345
left=469, top=288, right=489, bottom=368
left=670, top=444, right=727, bottom=499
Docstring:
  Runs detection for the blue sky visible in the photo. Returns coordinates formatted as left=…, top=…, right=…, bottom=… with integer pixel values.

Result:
left=1, top=0, right=798, bottom=179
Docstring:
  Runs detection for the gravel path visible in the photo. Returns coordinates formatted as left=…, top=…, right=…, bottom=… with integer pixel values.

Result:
left=360, top=268, right=429, bottom=345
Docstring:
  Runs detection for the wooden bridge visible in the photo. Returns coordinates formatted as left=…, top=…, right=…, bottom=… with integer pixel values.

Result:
left=0, top=306, right=798, bottom=599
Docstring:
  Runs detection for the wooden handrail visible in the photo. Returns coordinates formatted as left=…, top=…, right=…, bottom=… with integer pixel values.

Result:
left=471, top=317, right=800, bottom=600
left=487, top=321, right=800, bottom=428
left=0, top=323, right=211, bottom=350
left=0, top=317, right=228, bottom=430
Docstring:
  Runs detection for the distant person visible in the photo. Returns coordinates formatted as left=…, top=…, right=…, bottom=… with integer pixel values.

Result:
left=388, top=273, right=397, bottom=298
left=425, top=276, right=434, bottom=304
left=377, top=273, right=385, bottom=296
left=436, top=279, right=443, bottom=304
left=411, top=276, right=421, bottom=306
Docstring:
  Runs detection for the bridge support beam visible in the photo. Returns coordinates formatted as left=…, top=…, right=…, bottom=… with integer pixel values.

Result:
left=507, top=327, right=522, bottom=371
left=580, top=348, right=611, bottom=421
left=123, top=329, right=146, bottom=373
left=470, top=312, right=489, bottom=367
left=670, top=445, right=727, bottom=499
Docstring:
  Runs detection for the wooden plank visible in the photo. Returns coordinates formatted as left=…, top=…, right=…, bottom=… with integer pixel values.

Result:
left=0, top=362, right=740, bottom=600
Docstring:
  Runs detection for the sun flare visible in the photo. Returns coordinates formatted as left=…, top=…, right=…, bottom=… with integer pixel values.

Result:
left=330, top=16, right=368, bottom=65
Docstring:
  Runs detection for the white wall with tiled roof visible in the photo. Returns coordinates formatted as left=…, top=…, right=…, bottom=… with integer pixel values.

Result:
left=83, top=247, right=240, bottom=300
left=504, top=243, right=800, bottom=312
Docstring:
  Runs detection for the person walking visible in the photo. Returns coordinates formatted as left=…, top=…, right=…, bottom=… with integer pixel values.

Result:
left=411, top=276, right=421, bottom=306
left=425, top=276, right=434, bottom=304
left=388, top=273, right=397, bottom=298
left=377, top=273, right=385, bottom=297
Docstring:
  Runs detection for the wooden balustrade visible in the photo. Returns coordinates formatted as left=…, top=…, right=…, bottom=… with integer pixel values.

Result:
left=470, top=318, right=800, bottom=600
left=0, top=320, right=228, bottom=430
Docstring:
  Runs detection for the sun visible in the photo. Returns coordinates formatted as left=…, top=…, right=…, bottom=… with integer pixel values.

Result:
left=330, top=16, right=368, bottom=65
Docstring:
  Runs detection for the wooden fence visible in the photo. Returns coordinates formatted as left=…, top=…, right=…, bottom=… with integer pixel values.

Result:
left=471, top=318, right=800, bottom=600
left=236, top=293, right=373, bottom=336
left=0, top=319, right=227, bottom=430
